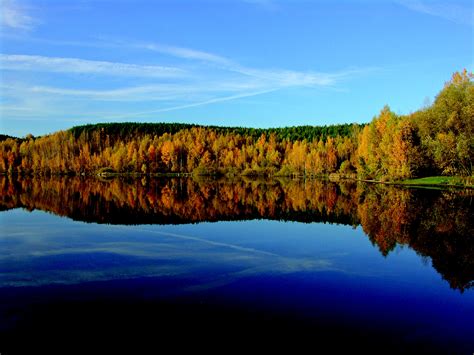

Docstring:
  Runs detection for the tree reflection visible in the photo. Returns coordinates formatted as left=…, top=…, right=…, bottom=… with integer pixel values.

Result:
left=0, top=176, right=472, bottom=291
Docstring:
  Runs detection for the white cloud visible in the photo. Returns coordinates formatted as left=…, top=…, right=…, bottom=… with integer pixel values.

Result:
left=143, top=43, right=232, bottom=65
left=0, top=54, right=186, bottom=77
left=29, top=84, right=183, bottom=99
left=0, top=0, right=36, bottom=30
left=1, top=39, right=375, bottom=122
left=235, top=67, right=337, bottom=86
left=137, top=40, right=346, bottom=87
left=2, top=36, right=373, bottom=88
left=136, top=40, right=378, bottom=89
left=242, top=0, right=280, bottom=11
left=103, top=38, right=343, bottom=88
left=396, top=0, right=473, bottom=26
left=102, top=88, right=280, bottom=119
left=2, top=78, right=266, bottom=101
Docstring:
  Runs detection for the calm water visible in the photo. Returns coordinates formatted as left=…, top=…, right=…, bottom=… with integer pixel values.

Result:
left=0, top=176, right=473, bottom=354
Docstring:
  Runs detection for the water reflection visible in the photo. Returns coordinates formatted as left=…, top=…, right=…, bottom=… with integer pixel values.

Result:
left=1, top=175, right=473, bottom=292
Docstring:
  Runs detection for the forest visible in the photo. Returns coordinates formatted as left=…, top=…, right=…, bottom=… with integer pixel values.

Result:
left=0, top=70, right=472, bottom=181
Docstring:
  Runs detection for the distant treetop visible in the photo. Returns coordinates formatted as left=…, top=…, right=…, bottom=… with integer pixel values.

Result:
left=69, top=121, right=364, bottom=142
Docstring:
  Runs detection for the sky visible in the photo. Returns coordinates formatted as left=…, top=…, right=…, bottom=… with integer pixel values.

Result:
left=0, top=0, right=472, bottom=137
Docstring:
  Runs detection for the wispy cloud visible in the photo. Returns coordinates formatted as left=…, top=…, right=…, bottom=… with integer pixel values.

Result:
left=396, top=0, right=473, bottom=26
left=102, top=88, right=280, bottom=119
left=120, top=39, right=379, bottom=88
left=0, top=87, right=281, bottom=122
left=79, top=37, right=350, bottom=88
left=3, top=84, right=187, bottom=102
left=242, top=0, right=280, bottom=11
left=3, top=35, right=374, bottom=88
left=142, top=43, right=232, bottom=65
left=1, top=38, right=374, bottom=123
left=0, top=0, right=36, bottom=30
left=236, top=67, right=337, bottom=86
left=0, top=54, right=185, bottom=77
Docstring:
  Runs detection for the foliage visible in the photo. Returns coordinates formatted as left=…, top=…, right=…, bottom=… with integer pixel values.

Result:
left=411, top=69, right=474, bottom=176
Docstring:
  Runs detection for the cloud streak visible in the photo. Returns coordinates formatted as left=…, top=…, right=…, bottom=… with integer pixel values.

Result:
left=243, top=0, right=280, bottom=11
left=1, top=38, right=374, bottom=123
left=142, top=42, right=232, bottom=65
left=122, top=39, right=378, bottom=89
left=86, top=38, right=349, bottom=88
left=0, top=54, right=185, bottom=77
left=102, top=88, right=280, bottom=119
left=2, top=79, right=267, bottom=102
left=396, top=0, right=473, bottom=26
left=0, top=0, right=36, bottom=30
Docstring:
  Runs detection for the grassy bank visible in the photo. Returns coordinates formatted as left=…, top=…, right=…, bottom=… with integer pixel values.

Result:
left=397, top=176, right=473, bottom=189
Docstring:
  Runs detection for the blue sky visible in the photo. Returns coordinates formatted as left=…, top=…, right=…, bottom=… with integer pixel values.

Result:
left=0, top=0, right=472, bottom=137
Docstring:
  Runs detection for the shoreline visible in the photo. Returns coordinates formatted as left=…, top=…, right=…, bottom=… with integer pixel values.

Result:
left=1, top=171, right=472, bottom=189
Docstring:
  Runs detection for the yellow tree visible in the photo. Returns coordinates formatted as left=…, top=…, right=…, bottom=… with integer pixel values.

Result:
left=161, top=140, right=174, bottom=171
left=326, top=137, right=338, bottom=173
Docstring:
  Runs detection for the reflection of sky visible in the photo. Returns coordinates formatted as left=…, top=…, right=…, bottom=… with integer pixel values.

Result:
left=1, top=208, right=474, bottom=349
left=0, top=208, right=471, bottom=297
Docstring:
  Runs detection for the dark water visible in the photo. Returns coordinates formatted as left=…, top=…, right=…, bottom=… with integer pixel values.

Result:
left=0, top=176, right=473, bottom=354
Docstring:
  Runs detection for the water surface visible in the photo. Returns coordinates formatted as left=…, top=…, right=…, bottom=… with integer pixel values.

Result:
left=0, top=176, right=473, bottom=353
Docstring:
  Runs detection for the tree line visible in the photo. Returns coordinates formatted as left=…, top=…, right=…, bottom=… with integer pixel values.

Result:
left=1, top=70, right=472, bottom=180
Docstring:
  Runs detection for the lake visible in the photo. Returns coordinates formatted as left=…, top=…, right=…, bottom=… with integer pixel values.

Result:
left=0, top=176, right=473, bottom=354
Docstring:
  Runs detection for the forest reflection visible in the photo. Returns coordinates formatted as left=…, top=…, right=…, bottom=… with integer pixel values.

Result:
left=1, top=176, right=473, bottom=292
